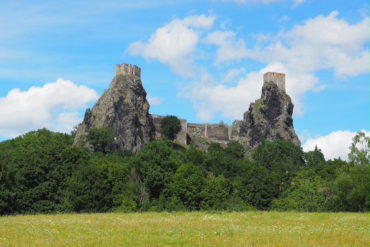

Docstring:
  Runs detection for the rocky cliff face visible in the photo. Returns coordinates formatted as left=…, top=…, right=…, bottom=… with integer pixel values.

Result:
left=73, top=73, right=155, bottom=153
left=232, top=81, right=300, bottom=150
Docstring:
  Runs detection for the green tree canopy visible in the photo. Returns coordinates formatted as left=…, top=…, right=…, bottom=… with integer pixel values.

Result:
left=160, top=116, right=182, bottom=140
left=251, top=140, right=305, bottom=172
left=87, top=127, right=115, bottom=154
left=348, top=131, right=370, bottom=166
left=169, top=163, right=204, bottom=210
left=304, top=146, right=326, bottom=167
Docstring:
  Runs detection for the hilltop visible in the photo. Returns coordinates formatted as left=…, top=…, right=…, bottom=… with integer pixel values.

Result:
left=74, top=64, right=300, bottom=153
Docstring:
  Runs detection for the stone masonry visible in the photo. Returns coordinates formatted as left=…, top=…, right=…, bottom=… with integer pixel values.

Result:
left=263, top=72, right=285, bottom=92
left=115, top=64, right=141, bottom=77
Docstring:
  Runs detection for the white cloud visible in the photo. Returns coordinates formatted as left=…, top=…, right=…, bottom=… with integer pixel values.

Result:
left=147, top=96, right=164, bottom=106
left=253, top=11, right=370, bottom=77
left=0, top=79, right=99, bottom=138
left=181, top=62, right=319, bottom=121
left=128, top=15, right=215, bottom=77
left=302, top=130, right=370, bottom=160
left=204, top=30, right=251, bottom=64
left=183, top=11, right=369, bottom=121
left=208, top=11, right=370, bottom=77
left=181, top=69, right=262, bottom=121
left=223, top=68, right=246, bottom=83
left=53, top=112, right=81, bottom=133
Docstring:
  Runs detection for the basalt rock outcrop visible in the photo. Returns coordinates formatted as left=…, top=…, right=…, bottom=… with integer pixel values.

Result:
left=231, top=73, right=300, bottom=150
left=74, top=64, right=300, bottom=153
left=73, top=64, right=155, bottom=153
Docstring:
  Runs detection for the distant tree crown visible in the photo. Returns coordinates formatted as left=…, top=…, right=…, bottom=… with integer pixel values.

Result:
left=160, top=116, right=182, bottom=141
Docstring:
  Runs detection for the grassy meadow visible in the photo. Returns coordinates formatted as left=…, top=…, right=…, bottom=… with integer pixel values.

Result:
left=0, top=212, right=368, bottom=247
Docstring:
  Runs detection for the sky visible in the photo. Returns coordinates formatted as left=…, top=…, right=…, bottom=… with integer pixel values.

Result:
left=0, top=0, right=369, bottom=160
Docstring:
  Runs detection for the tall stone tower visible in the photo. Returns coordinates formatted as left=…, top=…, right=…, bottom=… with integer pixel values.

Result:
left=263, top=72, right=285, bottom=92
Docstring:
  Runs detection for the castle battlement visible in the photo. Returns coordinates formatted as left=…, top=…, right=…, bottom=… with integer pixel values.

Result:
left=115, top=64, right=141, bottom=77
left=263, top=72, right=285, bottom=92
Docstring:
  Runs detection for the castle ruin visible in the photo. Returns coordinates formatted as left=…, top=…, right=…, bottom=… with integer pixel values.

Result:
left=75, top=63, right=299, bottom=152
left=263, top=72, right=285, bottom=92
left=151, top=70, right=289, bottom=146
left=115, top=64, right=141, bottom=78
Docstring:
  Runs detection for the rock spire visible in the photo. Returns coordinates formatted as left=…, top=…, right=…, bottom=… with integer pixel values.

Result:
left=231, top=73, right=300, bottom=150
left=73, top=64, right=155, bottom=153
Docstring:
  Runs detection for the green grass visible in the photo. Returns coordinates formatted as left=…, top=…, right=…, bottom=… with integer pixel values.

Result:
left=0, top=212, right=368, bottom=247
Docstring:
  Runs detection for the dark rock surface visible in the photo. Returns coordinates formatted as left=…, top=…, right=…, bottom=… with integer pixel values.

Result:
left=73, top=73, right=155, bottom=153
left=232, top=81, right=300, bottom=150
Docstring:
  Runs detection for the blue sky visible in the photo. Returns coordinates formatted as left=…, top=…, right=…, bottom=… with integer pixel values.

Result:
left=0, top=0, right=369, bottom=159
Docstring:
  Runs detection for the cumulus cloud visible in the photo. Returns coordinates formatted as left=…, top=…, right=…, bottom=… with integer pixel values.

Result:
left=209, top=11, right=369, bottom=77
left=182, top=11, right=369, bottom=121
left=182, top=62, right=320, bottom=121
left=147, top=96, right=164, bottom=106
left=302, top=130, right=370, bottom=160
left=0, top=79, right=99, bottom=139
left=253, top=11, right=370, bottom=77
left=128, top=11, right=368, bottom=123
left=181, top=69, right=262, bottom=121
left=204, top=30, right=252, bottom=64
left=128, top=15, right=215, bottom=77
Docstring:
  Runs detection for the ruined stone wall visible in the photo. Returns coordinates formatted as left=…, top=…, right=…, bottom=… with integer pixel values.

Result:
left=115, top=64, right=141, bottom=77
left=187, top=122, right=232, bottom=144
left=187, top=123, right=206, bottom=138
left=152, top=115, right=163, bottom=139
left=151, top=114, right=187, bottom=144
left=206, top=124, right=229, bottom=142
left=263, top=72, right=285, bottom=92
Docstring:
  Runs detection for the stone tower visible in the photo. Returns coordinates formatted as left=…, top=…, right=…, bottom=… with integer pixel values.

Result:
left=115, top=64, right=141, bottom=77
left=263, top=72, right=285, bottom=92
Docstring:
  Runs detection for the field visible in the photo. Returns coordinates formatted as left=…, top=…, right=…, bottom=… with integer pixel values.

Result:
left=0, top=212, right=368, bottom=247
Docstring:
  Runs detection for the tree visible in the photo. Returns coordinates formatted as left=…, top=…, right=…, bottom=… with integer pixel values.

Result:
left=0, top=160, right=15, bottom=215
left=331, top=165, right=369, bottom=212
left=348, top=131, right=370, bottom=166
left=65, top=163, right=113, bottom=212
left=225, top=141, right=245, bottom=159
left=200, top=173, right=233, bottom=210
left=272, top=169, right=327, bottom=212
left=236, top=162, right=278, bottom=210
left=0, top=129, right=89, bottom=214
left=160, top=116, right=182, bottom=140
left=304, top=146, right=326, bottom=167
left=251, top=140, right=305, bottom=172
left=129, top=139, right=184, bottom=201
left=169, top=164, right=205, bottom=210
left=87, top=128, right=115, bottom=154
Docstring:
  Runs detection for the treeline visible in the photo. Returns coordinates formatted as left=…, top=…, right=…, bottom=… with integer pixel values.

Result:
left=0, top=128, right=368, bottom=215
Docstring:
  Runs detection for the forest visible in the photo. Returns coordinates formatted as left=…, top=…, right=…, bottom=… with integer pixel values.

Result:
left=0, top=127, right=368, bottom=215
